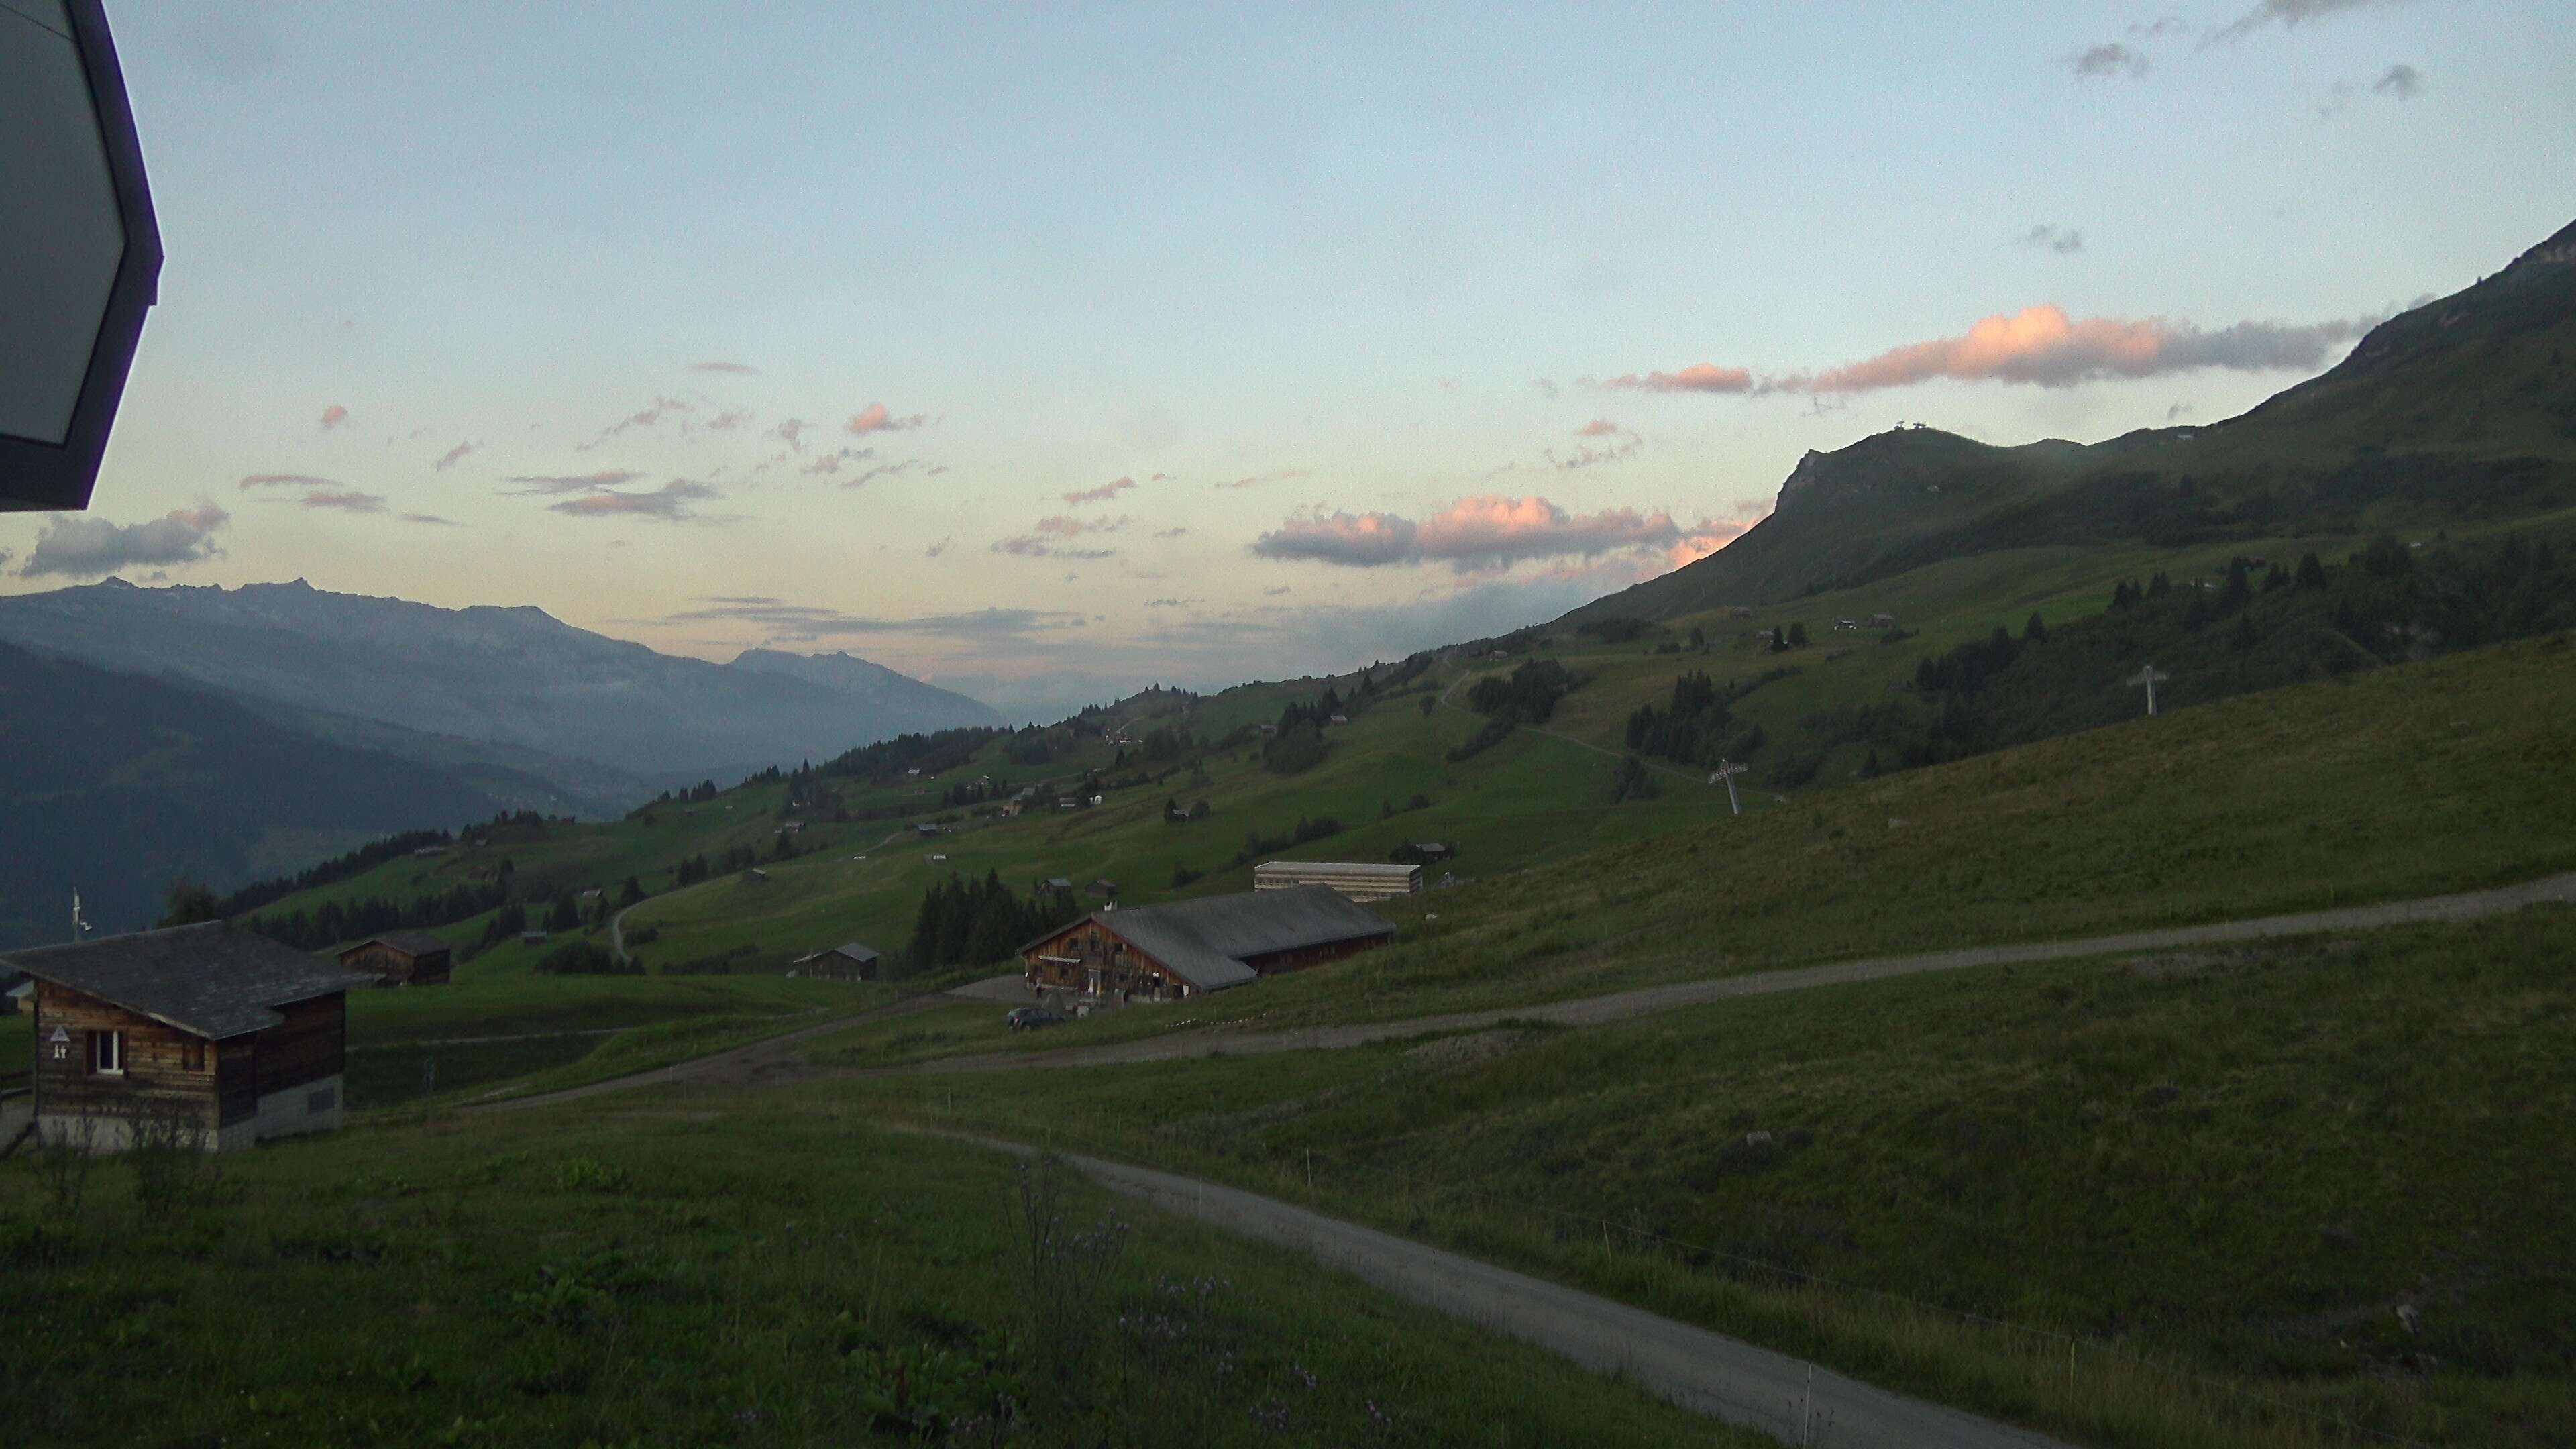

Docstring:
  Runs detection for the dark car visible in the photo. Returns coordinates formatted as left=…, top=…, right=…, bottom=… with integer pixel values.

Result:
left=1006, top=1006, right=1067, bottom=1032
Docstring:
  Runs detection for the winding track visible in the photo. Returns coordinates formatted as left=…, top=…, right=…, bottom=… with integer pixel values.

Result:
left=470, top=869, right=2576, bottom=1446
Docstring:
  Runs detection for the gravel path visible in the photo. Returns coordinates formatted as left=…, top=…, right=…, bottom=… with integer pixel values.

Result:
left=941, top=1129, right=2076, bottom=1448
left=894, top=869, right=2576, bottom=1075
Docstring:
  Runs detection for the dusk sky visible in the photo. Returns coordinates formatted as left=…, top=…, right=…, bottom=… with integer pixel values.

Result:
left=7, top=1, right=2570, bottom=717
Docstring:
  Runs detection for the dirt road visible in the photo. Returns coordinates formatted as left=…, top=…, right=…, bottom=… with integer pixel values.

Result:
left=464, top=995, right=950, bottom=1112
left=941, top=1130, right=2075, bottom=1448
left=898, top=869, right=2576, bottom=1075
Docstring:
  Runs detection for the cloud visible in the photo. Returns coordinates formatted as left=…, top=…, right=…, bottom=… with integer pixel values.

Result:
left=1214, top=468, right=1309, bottom=490
left=1532, top=378, right=1558, bottom=400
left=772, top=418, right=810, bottom=451
left=433, top=441, right=478, bottom=471
left=21, top=504, right=229, bottom=578
left=705, top=409, right=752, bottom=431
left=799, top=447, right=875, bottom=478
left=991, top=534, right=1118, bottom=559
left=2166, top=402, right=2197, bottom=421
left=663, top=600, right=1087, bottom=641
left=1034, top=513, right=1128, bottom=537
left=690, top=361, right=759, bottom=374
left=239, top=472, right=340, bottom=490
left=2065, top=42, right=2150, bottom=78
left=846, top=402, right=926, bottom=436
left=1063, top=476, right=1137, bottom=505
left=2017, top=224, right=2085, bottom=254
left=844, top=459, right=924, bottom=488
left=547, top=478, right=720, bottom=521
left=1250, top=495, right=1748, bottom=574
left=1574, top=418, right=1624, bottom=437
left=1595, top=362, right=1753, bottom=394
left=504, top=470, right=648, bottom=495
left=400, top=513, right=462, bottom=527
left=1779, top=304, right=2377, bottom=392
left=319, top=405, right=347, bottom=429
left=295, top=489, right=386, bottom=513
left=2206, top=0, right=2392, bottom=46
left=2373, top=63, right=2421, bottom=97
left=1154, top=527, right=1189, bottom=538
left=926, top=537, right=949, bottom=558
left=1142, top=597, right=1200, bottom=609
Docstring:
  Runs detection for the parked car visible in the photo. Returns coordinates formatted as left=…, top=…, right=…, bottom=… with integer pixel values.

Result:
left=1006, top=1006, right=1067, bottom=1032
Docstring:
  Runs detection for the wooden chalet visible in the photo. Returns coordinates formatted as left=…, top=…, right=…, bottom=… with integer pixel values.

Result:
left=335, top=930, right=452, bottom=987
left=3, top=922, right=376, bottom=1152
left=792, top=942, right=880, bottom=981
left=1018, top=885, right=1393, bottom=1002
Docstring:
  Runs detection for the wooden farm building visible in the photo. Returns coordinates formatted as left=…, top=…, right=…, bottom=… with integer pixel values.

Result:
left=1252, top=860, right=1423, bottom=902
left=3, top=922, right=376, bottom=1152
left=335, top=931, right=452, bottom=987
left=1019, top=885, right=1393, bottom=1002
left=792, top=942, right=880, bottom=981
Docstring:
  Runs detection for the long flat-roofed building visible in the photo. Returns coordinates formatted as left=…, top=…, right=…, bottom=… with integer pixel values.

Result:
left=1252, top=859, right=1422, bottom=902
left=1019, top=885, right=1394, bottom=1001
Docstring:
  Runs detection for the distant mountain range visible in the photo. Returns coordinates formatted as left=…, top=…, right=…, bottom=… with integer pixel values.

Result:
left=0, top=579, right=1004, bottom=784
left=0, top=582, right=1004, bottom=943
left=1569, top=215, right=2576, bottom=623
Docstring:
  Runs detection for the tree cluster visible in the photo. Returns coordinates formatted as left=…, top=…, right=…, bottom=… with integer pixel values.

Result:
left=906, top=871, right=1085, bottom=973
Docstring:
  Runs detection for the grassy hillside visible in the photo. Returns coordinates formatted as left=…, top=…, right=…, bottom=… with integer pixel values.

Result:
left=1571, top=217, right=2576, bottom=621
left=850, top=908, right=2576, bottom=1448
left=0, top=1099, right=1756, bottom=1448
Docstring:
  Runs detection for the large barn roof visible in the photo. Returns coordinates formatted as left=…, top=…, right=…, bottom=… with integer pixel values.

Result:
left=3, top=922, right=374, bottom=1040
left=1025, top=885, right=1394, bottom=993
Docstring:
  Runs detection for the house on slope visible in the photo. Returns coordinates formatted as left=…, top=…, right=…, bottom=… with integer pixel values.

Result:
left=792, top=942, right=880, bottom=981
left=1018, top=884, right=1393, bottom=1002
left=3, top=922, right=377, bottom=1152
left=335, top=931, right=453, bottom=987
left=1251, top=860, right=1422, bottom=902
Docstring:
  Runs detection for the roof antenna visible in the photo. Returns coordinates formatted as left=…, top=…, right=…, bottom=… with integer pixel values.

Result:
left=72, top=888, right=94, bottom=945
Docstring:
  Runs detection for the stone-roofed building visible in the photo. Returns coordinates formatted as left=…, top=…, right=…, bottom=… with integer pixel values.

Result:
left=335, top=930, right=452, bottom=987
left=3, top=922, right=375, bottom=1152
left=792, top=942, right=880, bottom=981
left=1018, top=885, right=1394, bottom=1002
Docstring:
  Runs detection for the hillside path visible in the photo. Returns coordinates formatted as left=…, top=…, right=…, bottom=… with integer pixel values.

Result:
left=462, top=994, right=951, bottom=1112
left=611, top=825, right=916, bottom=962
left=931, top=1128, right=2074, bottom=1449
left=892, top=869, right=2576, bottom=1076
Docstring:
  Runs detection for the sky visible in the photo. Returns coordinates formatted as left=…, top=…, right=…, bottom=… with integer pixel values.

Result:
left=5, top=0, right=2571, bottom=719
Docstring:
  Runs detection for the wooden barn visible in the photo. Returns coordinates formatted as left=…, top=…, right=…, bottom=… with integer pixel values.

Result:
left=1251, top=860, right=1422, bottom=902
left=3, top=922, right=376, bottom=1152
left=1018, top=885, right=1393, bottom=1002
left=336, top=930, right=453, bottom=987
left=792, top=942, right=880, bottom=981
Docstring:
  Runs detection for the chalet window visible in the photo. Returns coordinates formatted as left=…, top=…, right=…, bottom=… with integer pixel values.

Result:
left=182, top=1040, right=205, bottom=1072
left=87, top=1030, right=125, bottom=1075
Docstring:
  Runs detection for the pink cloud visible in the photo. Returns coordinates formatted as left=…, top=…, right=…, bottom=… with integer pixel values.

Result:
left=1783, top=305, right=2370, bottom=392
left=239, top=473, right=340, bottom=490
left=547, top=478, right=720, bottom=521
left=1596, top=363, right=1753, bottom=394
left=1253, top=494, right=1756, bottom=574
left=1063, top=476, right=1136, bottom=505
left=1034, top=513, right=1128, bottom=537
left=690, top=361, right=759, bottom=374
left=319, top=405, right=348, bottom=429
left=847, top=403, right=926, bottom=436
left=298, top=489, right=387, bottom=513
left=1574, top=418, right=1624, bottom=437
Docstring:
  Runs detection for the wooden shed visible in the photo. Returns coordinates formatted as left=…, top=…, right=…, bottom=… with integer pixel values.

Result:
left=1018, top=885, right=1394, bottom=1002
left=792, top=942, right=880, bottom=981
left=3, top=922, right=376, bottom=1152
left=336, top=930, right=452, bottom=987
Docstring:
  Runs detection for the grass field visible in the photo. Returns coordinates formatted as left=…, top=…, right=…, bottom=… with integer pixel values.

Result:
left=835, top=905, right=2576, bottom=1448
left=0, top=1093, right=1764, bottom=1448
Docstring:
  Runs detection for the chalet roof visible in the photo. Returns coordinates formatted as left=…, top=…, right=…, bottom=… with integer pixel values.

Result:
left=827, top=942, right=879, bottom=962
left=1023, top=885, right=1393, bottom=994
left=2, top=922, right=375, bottom=1040
left=344, top=931, right=451, bottom=959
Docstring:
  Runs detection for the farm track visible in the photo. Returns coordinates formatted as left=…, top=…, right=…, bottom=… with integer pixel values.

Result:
left=883, top=867, right=2576, bottom=1077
